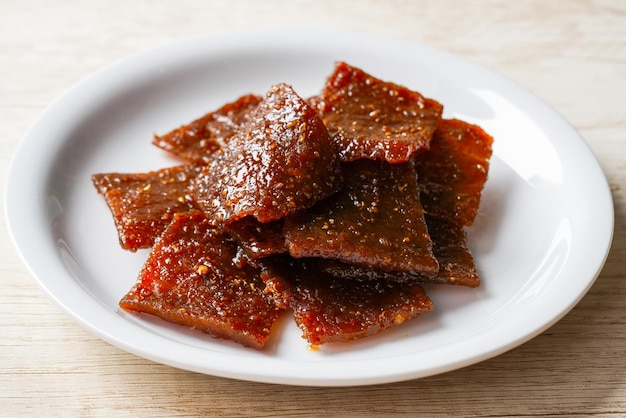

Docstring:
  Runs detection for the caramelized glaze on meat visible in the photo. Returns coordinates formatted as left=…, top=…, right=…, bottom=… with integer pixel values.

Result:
left=153, top=94, right=262, bottom=164
left=92, top=164, right=201, bottom=251
left=284, top=159, right=438, bottom=277
left=119, top=211, right=285, bottom=350
left=226, top=217, right=286, bottom=260
left=311, top=62, right=443, bottom=163
left=193, top=83, right=342, bottom=226
left=425, top=214, right=480, bottom=287
left=91, top=63, right=494, bottom=350
left=261, top=256, right=433, bottom=345
left=416, top=119, right=493, bottom=226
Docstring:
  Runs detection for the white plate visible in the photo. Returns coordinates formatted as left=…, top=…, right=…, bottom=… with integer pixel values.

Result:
left=6, top=29, right=614, bottom=386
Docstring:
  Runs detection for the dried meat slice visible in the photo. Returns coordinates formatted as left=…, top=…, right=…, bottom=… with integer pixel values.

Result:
left=226, top=217, right=287, bottom=260
left=153, top=94, right=262, bottom=164
left=92, top=164, right=201, bottom=251
left=260, top=256, right=433, bottom=345
left=425, top=214, right=480, bottom=287
left=313, top=258, right=418, bottom=283
left=312, top=62, right=443, bottom=163
left=416, top=118, right=493, bottom=227
left=310, top=215, right=480, bottom=287
left=119, top=211, right=285, bottom=350
left=284, top=159, right=439, bottom=278
left=193, top=83, right=342, bottom=226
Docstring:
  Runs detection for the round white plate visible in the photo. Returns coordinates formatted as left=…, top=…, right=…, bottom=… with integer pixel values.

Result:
left=6, top=29, right=614, bottom=386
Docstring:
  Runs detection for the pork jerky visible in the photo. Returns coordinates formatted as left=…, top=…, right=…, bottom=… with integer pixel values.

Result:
left=226, top=217, right=287, bottom=260
left=311, top=62, right=443, bottom=163
left=425, top=214, right=480, bottom=287
left=316, top=215, right=481, bottom=288
left=91, top=164, right=201, bottom=251
left=416, top=118, right=493, bottom=227
left=261, top=256, right=433, bottom=345
left=193, top=83, right=342, bottom=226
left=284, top=159, right=439, bottom=278
left=119, top=211, right=285, bottom=350
left=153, top=94, right=262, bottom=164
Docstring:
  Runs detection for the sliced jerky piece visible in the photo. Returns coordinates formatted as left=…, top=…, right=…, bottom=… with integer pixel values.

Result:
left=315, top=258, right=417, bottom=283
left=119, top=211, right=284, bottom=350
left=284, top=159, right=439, bottom=278
left=312, top=62, right=443, bottom=163
left=193, top=83, right=342, bottom=225
left=416, top=118, right=493, bottom=227
left=425, top=214, right=480, bottom=287
left=312, top=214, right=480, bottom=287
left=226, top=216, right=286, bottom=260
left=260, top=256, right=433, bottom=345
left=92, top=164, right=201, bottom=251
left=153, top=94, right=262, bottom=164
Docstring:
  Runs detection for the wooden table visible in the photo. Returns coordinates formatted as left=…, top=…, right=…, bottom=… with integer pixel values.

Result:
left=2, top=1, right=624, bottom=416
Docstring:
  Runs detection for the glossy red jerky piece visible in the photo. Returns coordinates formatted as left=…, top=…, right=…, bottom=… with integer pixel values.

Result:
left=284, top=159, right=439, bottom=277
left=119, top=211, right=284, bottom=350
left=226, top=217, right=286, bottom=260
left=193, top=83, right=342, bottom=225
left=312, top=62, right=443, bottom=163
left=92, top=164, right=201, bottom=251
left=416, top=119, right=493, bottom=227
left=260, top=257, right=433, bottom=345
left=153, top=94, right=262, bottom=164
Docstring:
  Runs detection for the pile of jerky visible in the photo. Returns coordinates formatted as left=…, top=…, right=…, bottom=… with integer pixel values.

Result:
left=92, top=62, right=493, bottom=349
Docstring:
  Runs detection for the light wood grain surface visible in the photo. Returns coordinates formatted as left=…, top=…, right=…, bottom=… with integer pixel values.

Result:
left=2, top=0, right=624, bottom=416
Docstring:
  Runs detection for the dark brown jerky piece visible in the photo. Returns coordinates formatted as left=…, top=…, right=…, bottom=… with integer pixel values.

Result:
left=284, top=159, right=439, bottom=277
left=316, top=225, right=480, bottom=288
left=119, top=211, right=285, bottom=350
left=313, top=214, right=480, bottom=287
left=260, top=256, right=433, bottom=345
left=193, top=83, right=342, bottom=225
left=92, top=164, right=201, bottom=251
left=153, top=94, right=262, bottom=164
left=226, top=217, right=286, bottom=260
left=425, top=214, right=480, bottom=287
left=312, top=62, right=443, bottom=163
left=416, top=118, right=493, bottom=227
left=314, top=258, right=417, bottom=283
